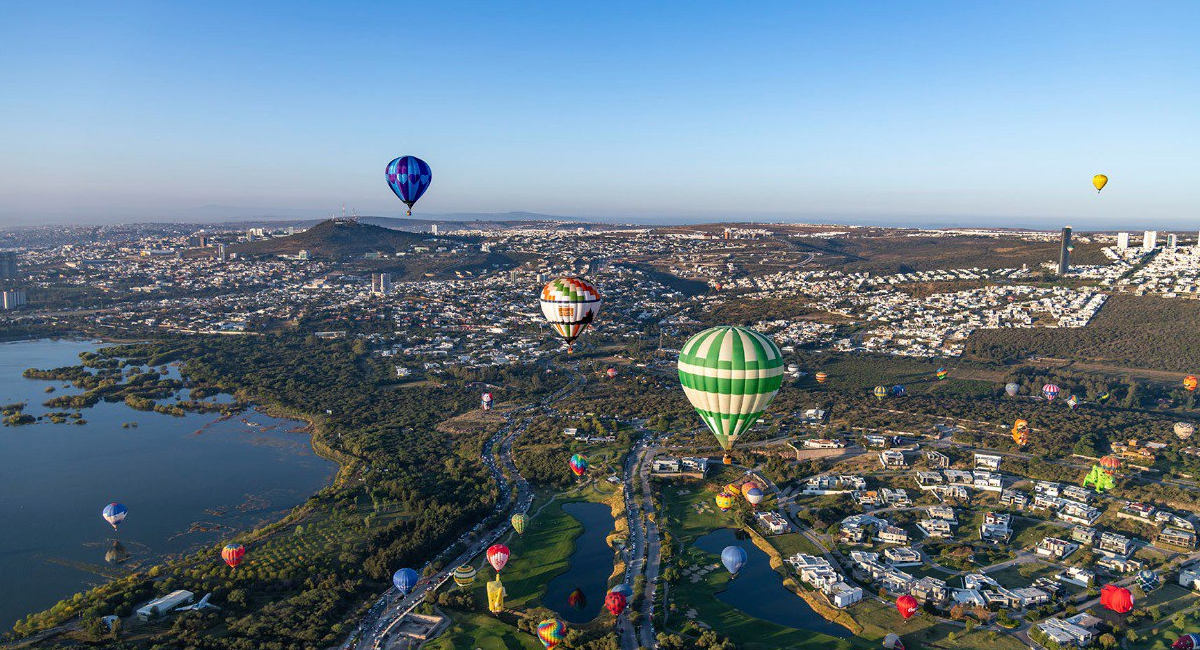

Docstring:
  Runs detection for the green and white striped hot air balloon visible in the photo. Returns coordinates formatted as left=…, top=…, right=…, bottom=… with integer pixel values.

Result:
left=678, top=326, right=784, bottom=465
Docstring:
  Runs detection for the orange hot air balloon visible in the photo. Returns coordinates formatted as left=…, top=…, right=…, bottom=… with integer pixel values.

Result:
left=1012, top=420, right=1029, bottom=446
left=740, top=481, right=760, bottom=499
left=897, top=594, right=919, bottom=620
left=222, top=543, right=246, bottom=568
left=1184, top=375, right=1198, bottom=392
left=1101, top=584, right=1133, bottom=614
left=1100, top=455, right=1122, bottom=473
left=815, top=372, right=828, bottom=384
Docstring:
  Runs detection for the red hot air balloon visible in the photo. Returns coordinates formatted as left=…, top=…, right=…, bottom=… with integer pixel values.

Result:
left=606, top=368, right=618, bottom=379
left=222, top=543, right=246, bottom=568
left=897, top=594, right=919, bottom=620
left=605, top=590, right=628, bottom=616
left=1100, top=584, right=1133, bottom=614
left=487, top=544, right=510, bottom=573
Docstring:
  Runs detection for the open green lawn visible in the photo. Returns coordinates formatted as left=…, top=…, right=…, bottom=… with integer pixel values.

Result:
left=986, top=560, right=1060, bottom=589
left=423, top=611, right=544, bottom=650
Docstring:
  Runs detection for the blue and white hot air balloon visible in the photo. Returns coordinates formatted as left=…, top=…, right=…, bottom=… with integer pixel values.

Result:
left=392, top=568, right=420, bottom=597
left=721, top=545, right=747, bottom=578
left=102, top=503, right=127, bottom=531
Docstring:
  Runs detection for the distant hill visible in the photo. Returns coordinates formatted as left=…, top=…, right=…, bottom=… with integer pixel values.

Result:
left=228, top=219, right=457, bottom=259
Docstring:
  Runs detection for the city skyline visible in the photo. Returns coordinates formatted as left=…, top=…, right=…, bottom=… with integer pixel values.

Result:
left=2, top=1, right=1199, bottom=228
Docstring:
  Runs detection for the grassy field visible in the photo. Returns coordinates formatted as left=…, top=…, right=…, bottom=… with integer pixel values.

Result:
left=423, top=611, right=544, bottom=650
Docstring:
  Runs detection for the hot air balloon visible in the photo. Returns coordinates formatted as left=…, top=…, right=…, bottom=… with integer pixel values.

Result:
left=1100, top=584, right=1133, bottom=614
left=896, top=594, right=919, bottom=620
left=1100, top=455, right=1122, bottom=473
left=883, top=632, right=906, bottom=650
left=482, top=392, right=493, bottom=411
left=740, top=481, right=761, bottom=498
left=487, top=544, right=510, bottom=573
left=721, top=545, right=747, bottom=577
left=815, top=371, right=828, bottom=384
left=715, top=492, right=735, bottom=512
left=536, top=618, right=567, bottom=649
left=724, top=483, right=741, bottom=497
left=392, top=568, right=419, bottom=596
left=569, top=453, right=589, bottom=477
left=453, top=564, right=477, bottom=588
left=1093, top=174, right=1108, bottom=193
left=568, top=587, right=587, bottom=610
left=605, top=590, right=627, bottom=616
left=892, top=385, right=906, bottom=397
left=385, top=156, right=432, bottom=216
left=607, top=368, right=618, bottom=379
left=1174, top=633, right=1200, bottom=650
left=1012, top=420, right=1029, bottom=446
left=102, top=503, right=127, bottom=531
left=1097, top=391, right=1111, bottom=403
left=1137, top=569, right=1161, bottom=592
left=745, top=487, right=764, bottom=507
left=1067, top=394, right=1079, bottom=410
left=611, top=583, right=633, bottom=599
left=1042, top=384, right=1060, bottom=401
left=539, top=277, right=602, bottom=352
left=1005, top=382, right=1019, bottom=396
left=1176, top=422, right=1196, bottom=440
left=487, top=577, right=506, bottom=613
left=935, top=368, right=948, bottom=380
left=511, top=513, right=528, bottom=535
left=678, top=326, right=784, bottom=465
left=874, top=386, right=887, bottom=401
left=1083, top=464, right=1116, bottom=493
left=1185, top=375, right=1198, bottom=392
left=222, top=543, right=246, bottom=568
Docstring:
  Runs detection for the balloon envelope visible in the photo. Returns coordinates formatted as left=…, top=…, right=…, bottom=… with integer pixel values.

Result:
left=453, top=564, right=477, bottom=587
left=611, top=583, right=634, bottom=598
left=567, top=588, right=587, bottom=610
left=536, top=618, right=567, bottom=649
left=1174, top=633, right=1200, bottom=650
left=897, top=594, right=919, bottom=619
left=102, top=503, right=128, bottom=529
left=745, top=487, right=764, bottom=505
left=1093, top=174, right=1108, bottom=192
left=1101, top=584, right=1133, bottom=613
left=569, top=453, right=589, bottom=477
left=815, top=372, right=828, bottom=384
left=874, top=386, right=887, bottom=400
left=385, top=156, right=432, bottom=214
left=883, top=632, right=905, bottom=650
left=487, top=577, right=506, bottom=613
left=486, top=544, right=510, bottom=572
left=1042, top=384, right=1060, bottom=401
left=605, top=590, right=628, bottom=616
left=607, top=368, right=618, bottom=378
left=1175, top=422, right=1195, bottom=439
left=392, top=568, right=419, bottom=596
left=1185, top=375, right=1198, bottom=392
left=511, top=513, right=528, bottom=535
left=678, top=326, right=783, bottom=458
left=721, top=545, right=748, bottom=576
left=222, top=543, right=246, bottom=568
left=1005, top=382, right=1019, bottom=396
left=892, top=385, right=906, bottom=396
left=540, top=277, right=602, bottom=349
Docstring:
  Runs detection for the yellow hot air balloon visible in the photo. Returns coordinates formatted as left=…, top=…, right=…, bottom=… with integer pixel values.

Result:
left=715, top=492, right=735, bottom=512
left=487, top=577, right=506, bottom=614
left=1093, top=174, right=1108, bottom=192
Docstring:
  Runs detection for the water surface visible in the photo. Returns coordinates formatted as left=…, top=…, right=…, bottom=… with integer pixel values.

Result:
left=0, top=339, right=337, bottom=630
left=543, top=501, right=616, bottom=623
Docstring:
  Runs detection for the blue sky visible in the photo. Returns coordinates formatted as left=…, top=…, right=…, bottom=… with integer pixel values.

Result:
left=1, top=1, right=1197, bottom=228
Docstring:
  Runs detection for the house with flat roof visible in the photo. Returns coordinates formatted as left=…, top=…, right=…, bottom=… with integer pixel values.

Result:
left=1099, top=531, right=1134, bottom=556
left=879, top=450, right=906, bottom=468
left=1158, top=528, right=1197, bottom=550
left=974, top=453, right=1002, bottom=471
left=1036, top=536, right=1077, bottom=560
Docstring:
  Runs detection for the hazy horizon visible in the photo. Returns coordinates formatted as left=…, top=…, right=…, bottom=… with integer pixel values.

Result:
left=2, top=2, right=1198, bottom=229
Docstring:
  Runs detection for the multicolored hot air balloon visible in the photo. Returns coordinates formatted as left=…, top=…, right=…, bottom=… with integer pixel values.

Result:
left=1101, top=584, right=1133, bottom=614
left=385, top=156, right=432, bottom=216
left=539, top=277, right=602, bottom=352
left=740, top=481, right=761, bottom=499
left=892, top=385, right=906, bottom=397
left=1174, top=633, right=1200, bottom=650
left=487, top=577, right=506, bottom=614
left=897, top=594, right=919, bottom=620
left=536, top=618, right=567, bottom=649
left=1005, top=382, right=1020, bottom=396
left=678, top=326, right=783, bottom=465
left=715, top=492, right=735, bottom=512
left=883, top=632, right=906, bottom=650
left=1100, top=455, right=1122, bottom=473
left=721, top=545, right=747, bottom=577
left=102, top=503, right=127, bottom=531
left=874, top=386, right=887, bottom=401
left=569, top=453, right=589, bottom=477
left=1097, top=391, right=1112, bottom=403
left=222, top=543, right=246, bottom=568
left=1185, top=375, right=1198, bottom=392
left=745, top=487, right=764, bottom=507
left=392, top=568, right=419, bottom=596
left=1042, top=384, right=1060, bottom=401
left=511, top=513, right=528, bottom=535
left=482, top=392, right=494, bottom=411
left=1176, top=422, right=1196, bottom=440
left=1093, top=174, right=1108, bottom=193
left=606, top=368, right=618, bottom=379
left=1067, top=394, right=1079, bottom=410
left=815, top=371, right=828, bottom=384
left=605, top=590, right=627, bottom=616
left=487, top=544, right=510, bottom=573
left=568, top=587, right=587, bottom=611
left=935, top=368, right=948, bottom=380
left=453, top=564, right=477, bottom=588
left=1012, top=420, right=1029, bottom=446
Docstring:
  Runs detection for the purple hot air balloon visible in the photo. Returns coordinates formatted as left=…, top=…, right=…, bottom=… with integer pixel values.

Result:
left=385, top=156, right=432, bottom=216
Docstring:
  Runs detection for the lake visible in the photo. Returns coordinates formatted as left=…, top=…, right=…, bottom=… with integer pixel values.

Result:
left=694, top=528, right=850, bottom=638
left=0, top=339, right=338, bottom=630
left=543, top=501, right=616, bottom=624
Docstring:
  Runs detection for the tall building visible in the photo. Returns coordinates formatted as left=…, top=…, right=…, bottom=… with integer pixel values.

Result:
left=1116, top=232, right=1129, bottom=250
left=431, top=224, right=439, bottom=236
left=1167, top=233, right=1178, bottom=249
left=217, top=244, right=227, bottom=262
left=1058, top=226, right=1072, bottom=276
left=1, top=289, right=26, bottom=310
left=371, top=273, right=392, bottom=294
left=0, top=251, right=17, bottom=279
left=1143, top=231, right=1157, bottom=252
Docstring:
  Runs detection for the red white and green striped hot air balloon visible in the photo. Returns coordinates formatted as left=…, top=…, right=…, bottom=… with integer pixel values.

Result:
left=536, top=618, right=567, bottom=649
left=539, top=277, right=602, bottom=352
left=678, top=326, right=784, bottom=465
